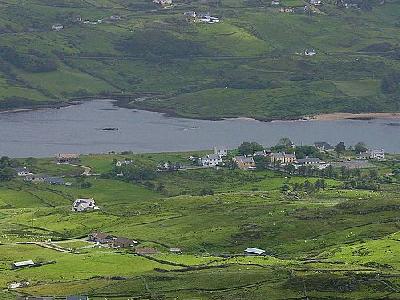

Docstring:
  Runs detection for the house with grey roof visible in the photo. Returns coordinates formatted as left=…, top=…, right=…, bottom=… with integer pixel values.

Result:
left=200, top=154, right=223, bottom=167
left=295, top=157, right=330, bottom=169
left=367, top=149, right=385, bottom=160
left=233, top=156, right=256, bottom=170
left=15, top=167, right=32, bottom=177
left=12, top=260, right=35, bottom=269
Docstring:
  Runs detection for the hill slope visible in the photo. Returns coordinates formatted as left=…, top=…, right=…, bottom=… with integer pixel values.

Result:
left=0, top=0, right=399, bottom=119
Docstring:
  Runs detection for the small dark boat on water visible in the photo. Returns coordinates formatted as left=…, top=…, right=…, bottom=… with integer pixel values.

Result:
left=101, top=127, right=119, bottom=131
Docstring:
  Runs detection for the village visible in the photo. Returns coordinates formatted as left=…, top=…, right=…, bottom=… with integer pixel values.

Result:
left=0, top=140, right=398, bottom=299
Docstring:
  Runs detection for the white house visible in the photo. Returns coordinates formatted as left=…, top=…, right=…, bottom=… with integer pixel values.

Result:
left=12, top=260, right=35, bottom=269
left=116, top=160, right=133, bottom=167
left=153, top=0, right=172, bottom=6
left=72, top=198, right=99, bottom=212
left=295, top=158, right=330, bottom=170
left=52, top=24, right=64, bottom=31
left=200, top=154, right=223, bottom=167
left=367, top=149, right=385, bottom=160
left=198, top=13, right=220, bottom=24
left=314, top=142, right=334, bottom=152
left=253, top=150, right=269, bottom=157
left=305, top=48, right=317, bottom=56
left=214, top=146, right=228, bottom=157
left=15, top=167, right=32, bottom=177
left=184, top=11, right=196, bottom=18
left=310, top=0, right=322, bottom=5
left=244, top=247, right=266, bottom=256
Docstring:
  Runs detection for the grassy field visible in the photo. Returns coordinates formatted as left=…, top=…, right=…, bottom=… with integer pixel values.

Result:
left=0, top=152, right=398, bottom=298
left=0, top=0, right=399, bottom=120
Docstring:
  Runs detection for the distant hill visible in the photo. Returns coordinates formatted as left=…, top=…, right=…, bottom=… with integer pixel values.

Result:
left=0, top=0, right=399, bottom=119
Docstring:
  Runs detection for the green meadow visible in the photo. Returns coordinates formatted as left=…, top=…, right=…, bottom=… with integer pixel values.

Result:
left=0, top=0, right=399, bottom=119
left=0, top=151, right=398, bottom=298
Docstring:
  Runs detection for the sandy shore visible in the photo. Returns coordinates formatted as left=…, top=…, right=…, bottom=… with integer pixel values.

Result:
left=311, top=112, right=400, bottom=121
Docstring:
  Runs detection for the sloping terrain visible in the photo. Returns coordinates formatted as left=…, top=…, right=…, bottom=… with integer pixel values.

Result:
left=0, top=0, right=399, bottom=119
left=0, top=152, right=399, bottom=299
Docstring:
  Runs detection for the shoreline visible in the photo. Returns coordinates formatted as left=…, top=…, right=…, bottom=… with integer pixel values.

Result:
left=309, top=112, right=400, bottom=121
left=1, top=96, right=400, bottom=123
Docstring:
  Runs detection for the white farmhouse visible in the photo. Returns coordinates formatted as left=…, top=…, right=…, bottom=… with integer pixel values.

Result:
left=367, top=149, right=385, bottom=160
left=244, top=247, right=266, bottom=256
left=116, top=160, right=133, bottom=167
left=15, top=167, right=32, bottom=177
left=52, top=24, right=64, bottom=31
left=305, top=48, right=317, bottom=56
left=200, top=154, right=223, bottom=167
left=72, top=198, right=99, bottom=212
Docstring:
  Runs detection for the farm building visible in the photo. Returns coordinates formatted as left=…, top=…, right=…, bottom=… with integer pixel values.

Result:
left=72, top=198, right=99, bottom=212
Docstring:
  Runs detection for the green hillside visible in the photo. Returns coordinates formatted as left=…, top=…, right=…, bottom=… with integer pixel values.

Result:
left=0, top=150, right=399, bottom=298
left=0, top=0, right=399, bottom=119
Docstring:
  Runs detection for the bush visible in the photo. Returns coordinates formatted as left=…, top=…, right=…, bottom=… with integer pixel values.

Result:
left=117, top=30, right=206, bottom=60
left=381, top=72, right=400, bottom=94
left=0, top=46, right=57, bottom=73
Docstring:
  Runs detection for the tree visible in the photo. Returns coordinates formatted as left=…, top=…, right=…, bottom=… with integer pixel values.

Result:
left=303, top=180, right=315, bottom=193
left=340, top=166, right=350, bottom=180
left=238, top=142, right=264, bottom=156
left=354, top=142, right=368, bottom=154
left=369, top=169, right=379, bottom=180
left=121, top=163, right=157, bottom=181
left=277, top=137, right=293, bottom=148
left=335, top=142, right=346, bottom=155
left=199, top=188, right=214, bottom=196
left=295, top=145, right=321, bottom=159
left=254, top=156, right=271, bottom=170
left=281, top=184, right=290, bottom=192
left=381, top=72, right=400, bottom=94
left=0, top=167, right=16, bottom=181
left=284, top=164, right=296, bottom=175
left=314, top=179, right=326, bottom=190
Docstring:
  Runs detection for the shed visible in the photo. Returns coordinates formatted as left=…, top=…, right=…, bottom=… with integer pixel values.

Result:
left=244, top=248, right=266, bottom=256
left=12, top=260, right=35, bottom=269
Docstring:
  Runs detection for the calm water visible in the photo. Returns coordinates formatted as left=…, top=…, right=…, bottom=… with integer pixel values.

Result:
left=0, top=100, right=399, bottom=157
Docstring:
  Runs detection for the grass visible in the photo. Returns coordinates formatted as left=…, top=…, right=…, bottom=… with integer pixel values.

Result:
left=0, top=0, right=398, bottom=120
left=0, top=159, right=399, bottom=296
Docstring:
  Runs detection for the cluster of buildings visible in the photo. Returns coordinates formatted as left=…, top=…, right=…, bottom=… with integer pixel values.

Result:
left=184, top=11, right=220, bottom=24
left=17, top=296, right=88, bottom=300
left=56, top=153, right=80, bottom=164
left=153, top=0, right=173, bottom=7
left=88, top=232, right=176, bottom=254
left=269, top=0, right=323, bottom=7
left=51, top=14, right=121, bottom=31
left=357, top=149, right=385, bottom=160
left=115, top=159, right=133, bottom=167
left=88, top=232, right=138, bottom=249
left=273, top=0, right=323, bottom=14
left=199, top=146, right=329, bottom=171
left=13, top=153, right=80, bottom=185
left=15, top=167, right=66, bottom=185
left=199, top=147, right=228, bottom=167
left=198, top=141, right=386, bottom=171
